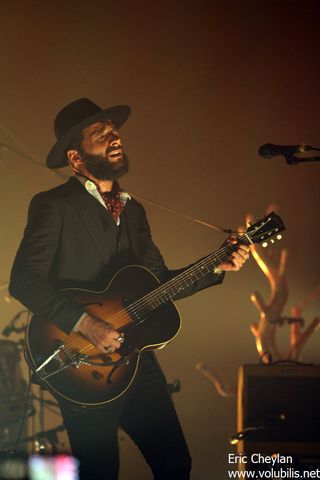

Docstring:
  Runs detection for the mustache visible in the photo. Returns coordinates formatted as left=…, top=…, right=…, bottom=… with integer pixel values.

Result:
left=106, top=146, right=122, bottom=155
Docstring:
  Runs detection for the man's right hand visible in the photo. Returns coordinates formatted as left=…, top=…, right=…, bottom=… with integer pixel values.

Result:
left=77, top=314, right=122, bottom=354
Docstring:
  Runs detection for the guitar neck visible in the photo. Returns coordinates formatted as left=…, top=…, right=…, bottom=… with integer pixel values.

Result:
left=130, top=211, right=285, bottom=315
left=136, top=241, right=239, bottom=313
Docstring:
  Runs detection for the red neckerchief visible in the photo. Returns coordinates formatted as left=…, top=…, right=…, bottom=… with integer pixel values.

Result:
left=98, top=181, right=125, bottom=223
left=73, top=169, right=125, bottom=223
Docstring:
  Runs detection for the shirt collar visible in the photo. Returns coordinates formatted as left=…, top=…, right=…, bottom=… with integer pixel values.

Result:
left=74, top=172, right=131, bottom=202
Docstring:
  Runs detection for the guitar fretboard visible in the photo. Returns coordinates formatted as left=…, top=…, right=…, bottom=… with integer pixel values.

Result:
left=130, top=239, right=242, bottom=317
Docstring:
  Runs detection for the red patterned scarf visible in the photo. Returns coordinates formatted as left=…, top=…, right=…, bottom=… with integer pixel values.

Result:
left=98, top=181, right=125, bottom=222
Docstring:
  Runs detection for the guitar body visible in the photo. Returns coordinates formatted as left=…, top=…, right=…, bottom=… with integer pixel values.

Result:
left=26, top=265, right=181, bottom=407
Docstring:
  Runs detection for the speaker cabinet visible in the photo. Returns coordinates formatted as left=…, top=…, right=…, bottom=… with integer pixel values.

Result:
left=236, top=364, right=320, bottom=468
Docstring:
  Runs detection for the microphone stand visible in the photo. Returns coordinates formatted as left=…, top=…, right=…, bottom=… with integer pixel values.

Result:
left=285, top=144, right=320, bottom=165
left=286, top=154, right=320, bottom=165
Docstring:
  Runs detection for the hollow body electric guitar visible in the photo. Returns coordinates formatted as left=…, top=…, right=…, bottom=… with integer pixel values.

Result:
left=26, top=212, right=285, bottom=407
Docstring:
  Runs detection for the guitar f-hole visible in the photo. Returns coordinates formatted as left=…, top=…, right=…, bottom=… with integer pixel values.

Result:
left=106, top=365, right=119, bottom=385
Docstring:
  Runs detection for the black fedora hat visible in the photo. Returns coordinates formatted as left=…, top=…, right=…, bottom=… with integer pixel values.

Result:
left=46, top=98, right=131, bottom=169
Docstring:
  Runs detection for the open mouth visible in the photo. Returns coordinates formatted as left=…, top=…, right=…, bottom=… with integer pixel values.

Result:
left=108, top=148, right=122, bottom=159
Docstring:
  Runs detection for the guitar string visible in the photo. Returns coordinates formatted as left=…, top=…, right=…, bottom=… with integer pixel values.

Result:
left=60, top=227, right=266, bottom=358
left=112, top=225, right=278, bottom=317
left=58, top=239, right=238, bottom=359
left=60, top=226, right=276, bottom=358
left=60, top=224, right=278, bottom=358
left=61, top=231, right=275, bottom=361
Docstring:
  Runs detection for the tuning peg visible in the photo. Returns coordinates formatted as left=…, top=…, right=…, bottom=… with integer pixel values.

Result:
left=276, top=234, right=282, bottom=240
left=270, top=239, right=275, bottom=244
left=262, top=241, right=268, bottom=248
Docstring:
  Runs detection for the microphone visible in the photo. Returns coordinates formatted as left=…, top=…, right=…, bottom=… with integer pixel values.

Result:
left=258, top=143, right=313, bottom=160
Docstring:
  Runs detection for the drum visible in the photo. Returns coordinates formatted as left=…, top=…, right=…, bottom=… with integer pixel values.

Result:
left=0, top=340, right=27, bottom=426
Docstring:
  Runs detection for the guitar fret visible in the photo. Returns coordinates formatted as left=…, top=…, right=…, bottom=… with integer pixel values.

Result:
left=135, top=257, right=223, bottom=316
left=135, top=242, right=238, bottom=317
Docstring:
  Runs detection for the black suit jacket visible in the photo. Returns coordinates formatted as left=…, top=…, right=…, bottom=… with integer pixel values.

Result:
left=10, top=177, right=224, bottom=333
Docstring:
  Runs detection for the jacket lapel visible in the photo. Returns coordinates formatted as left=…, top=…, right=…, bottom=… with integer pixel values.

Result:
left=63, top=178, right=117, bottom=263
left=122, top=199, right=143, bottom=262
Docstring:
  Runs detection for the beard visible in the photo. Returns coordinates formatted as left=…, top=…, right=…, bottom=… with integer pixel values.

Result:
left=78, top=146, right=129, bottom=180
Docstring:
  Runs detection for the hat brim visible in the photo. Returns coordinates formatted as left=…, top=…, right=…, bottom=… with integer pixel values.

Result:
left=46, top=105, right=131, bottom=169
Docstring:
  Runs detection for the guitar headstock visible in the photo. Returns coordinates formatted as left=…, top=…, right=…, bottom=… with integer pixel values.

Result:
left=244, top=212, right=285, bottom=247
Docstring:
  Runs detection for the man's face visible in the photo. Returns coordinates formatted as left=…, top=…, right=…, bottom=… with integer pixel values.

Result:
left=77, top=120, right=129, bottom=180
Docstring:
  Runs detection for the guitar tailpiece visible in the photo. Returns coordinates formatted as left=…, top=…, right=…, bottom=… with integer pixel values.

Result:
left=36, top=342, right=65, bottom=374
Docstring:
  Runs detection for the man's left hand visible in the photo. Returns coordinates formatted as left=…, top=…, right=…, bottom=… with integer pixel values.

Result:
left=217, top=236, right=250, bottom=272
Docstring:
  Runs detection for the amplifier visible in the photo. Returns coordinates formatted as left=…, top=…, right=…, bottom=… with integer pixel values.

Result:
left=236, top=364, right=320, bottom=465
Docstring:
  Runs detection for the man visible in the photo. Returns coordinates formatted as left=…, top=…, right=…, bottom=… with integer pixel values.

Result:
left=10, top=98, right=249, bottom=479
